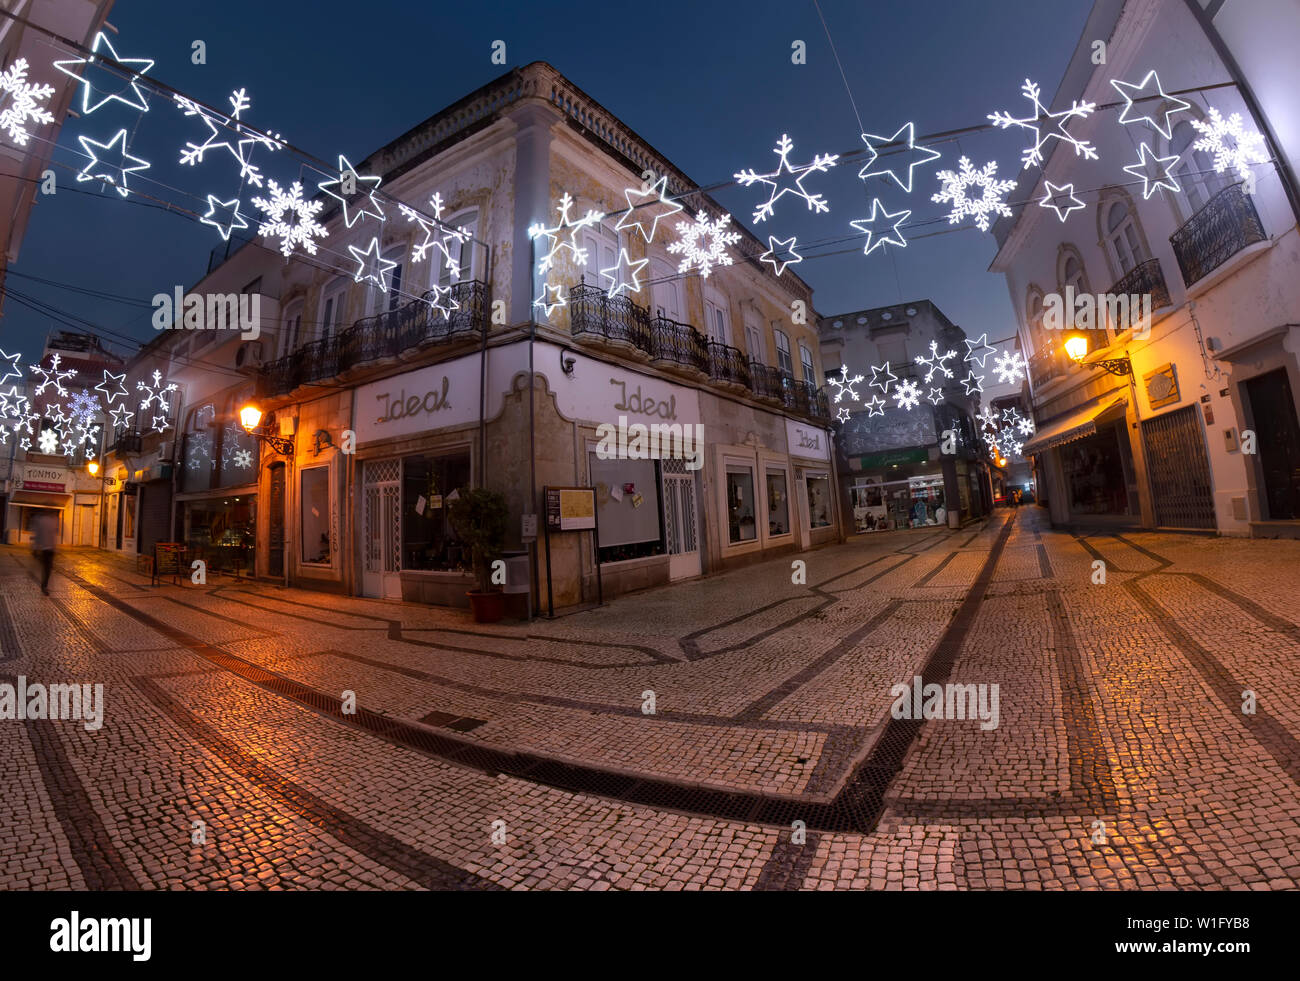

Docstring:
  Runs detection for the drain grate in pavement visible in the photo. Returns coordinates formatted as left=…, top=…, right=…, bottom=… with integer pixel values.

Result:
left=419, top=710, right=487, bottom=732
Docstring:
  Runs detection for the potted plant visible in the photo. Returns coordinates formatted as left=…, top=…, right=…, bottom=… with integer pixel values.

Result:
left=447, top=487, right=509, bottom=622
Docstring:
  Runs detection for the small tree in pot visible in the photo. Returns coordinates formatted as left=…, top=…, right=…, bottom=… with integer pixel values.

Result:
left=447, top=487, right=509, bottom=622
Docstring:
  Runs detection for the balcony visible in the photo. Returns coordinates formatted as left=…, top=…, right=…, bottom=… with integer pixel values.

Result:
left=567, top=284, right=830, bottom=423
left=1106, top=257, right=1171, bottom=334
left=1170, top=183, right=1266, bottom=288
left=257, top=280, right=488, bottom=399
left=1027, top=343, right=1071, bottom=389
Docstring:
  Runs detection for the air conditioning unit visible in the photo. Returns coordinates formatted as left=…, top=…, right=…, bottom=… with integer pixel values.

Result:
left=235, top=341, right=264, bottom=372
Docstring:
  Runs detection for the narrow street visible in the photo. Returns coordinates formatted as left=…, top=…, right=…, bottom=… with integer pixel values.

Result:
left=3, top=507, right=1297, bottom=890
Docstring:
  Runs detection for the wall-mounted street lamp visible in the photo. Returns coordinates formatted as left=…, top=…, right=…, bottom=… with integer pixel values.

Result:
left=239, top=403, right=294, bottom=455
left=1065, top=333, right=1132, bottom=377
left=87, top=459, right=100, bottom=476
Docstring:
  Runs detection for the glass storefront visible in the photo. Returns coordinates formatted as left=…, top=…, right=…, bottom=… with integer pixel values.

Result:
left=1061, top=426, right=1129, bottom=515
left=401, top=450, right=472, bottom=570
left=300, top=466, right=331, bottom=564
left=805, top=472, right=833, bottom=528
left=184, top=497, right=256, bottom=573
left=852, top=473, right=947, bottom=530
left=766, top=470, right=790, bottom=536
left=726, top=465, right=757, bottom=543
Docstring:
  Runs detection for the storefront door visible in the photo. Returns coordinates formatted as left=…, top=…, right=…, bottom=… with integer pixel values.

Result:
left=661, top=458, right=700, bottom=580
left=1244, top=369, right=1300, bottom=519
left=75, top=505, right=95, bottom=546
left=362, top=458, right=402, bottom=598
left=268, top=463, right=285, bottom=577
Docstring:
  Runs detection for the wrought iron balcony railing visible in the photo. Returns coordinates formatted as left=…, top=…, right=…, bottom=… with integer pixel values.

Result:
left=1170, top=183, right=1266, bottom=288
left=1027, top=339, right=1072, bottom=388
left=1106, top=257, right=1170, bottom=335
left=649, top=315, right=709, bottom=374
left=257, top=280, right=488, bottom=398
left=748, top=362, right=786, bottom=401
left=706, top=340, right=751, bottom=388
left=569, top=283, right=653, bottom=354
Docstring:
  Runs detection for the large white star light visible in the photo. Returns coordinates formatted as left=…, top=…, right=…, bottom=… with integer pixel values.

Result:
left=319, top=154, right=386, bottom=228
left=914, top=340, right=957, bottom=383
left=666, top=210, right=741, bottom=279
left=0, top=58, right=55, bottom=147
left=836, top=406, right=851, bottom=424
left=200, top=195, right=249, bottom=241
left=1038, top=180, right=1086, bottom=222
left=963, top=333, right=997, bottom=368
left=613, top=175, right=683, bottom=244
left=530, top=193, right=605, bottom=275
left=400, top=192, right=470, bottom=274
left=348, top=237, right=399, bottom=292
left=828, top=364, right=865, bottom=404
left=53, top=32, right=154, bottom=116
left=252, top=180, right=328, bottom=257
left=857, top=122, right=941, bottom=194
left=869, top=362, right=898, bottom=394
left=423, top=283, right=459, bottom=322
left=599, top=248, right=649, bottom=298
left=77, top=129, right=150, bottom=197
left=759, top=235, right=802, bottom=277
left=109, top=404, right=134, bottom=432
left=932, top=157, right=1016, bottom=233
left=1190, top=107, right=1268, bottom=183
left=1110, top=70, right=1191, bottom=140
left=175, top=88, right=283, bottom=189
left=850, top=199, right=910, bottom=255
left=0, top=349, right=22, bottom=386
left=30, top=353, right=76, bottom=397
left=989, top=78, right=1098, bottom=170
left=1123, top=144, right=1181, bottom=200
left=960, top=370, right=984, bottom=395
left=733, top=133, right=839, bottom=223
left=863, top=394, right=887, bottom=417
left=533, top=283, right=567, bottom=318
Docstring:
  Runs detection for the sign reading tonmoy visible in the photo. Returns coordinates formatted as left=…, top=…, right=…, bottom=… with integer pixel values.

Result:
left=18, top=464, right=67, bottom=493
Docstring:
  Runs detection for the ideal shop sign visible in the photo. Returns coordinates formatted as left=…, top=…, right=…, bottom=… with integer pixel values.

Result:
left=353, top=357, right=479, bottom=442
left=19, top=465, right=67, bottom=493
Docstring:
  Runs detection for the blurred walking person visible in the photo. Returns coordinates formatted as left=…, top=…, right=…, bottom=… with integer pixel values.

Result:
left=32, top=509, right=57, bottom=595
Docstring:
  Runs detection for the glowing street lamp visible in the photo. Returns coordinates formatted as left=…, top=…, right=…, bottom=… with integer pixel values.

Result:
left=1064, top=333, right=1132, bottom=376
left=87, top=459, right=100, bottom=476
left=1064, top=334, right=1089, bottom=362
left=238, top=402, right=293, bottom=454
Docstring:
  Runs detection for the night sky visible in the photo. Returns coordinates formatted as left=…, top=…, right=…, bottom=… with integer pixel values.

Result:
left=2, top=0, right=1092, bottom=369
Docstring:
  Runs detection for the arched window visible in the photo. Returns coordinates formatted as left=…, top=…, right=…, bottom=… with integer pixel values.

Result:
left=279, top=301, right=303, bottom=358
left=1170, top=119, right=1228, bottom=215
left=1062, top=255, right=1087, bottom=296
left=1105, top=200, right=1147, bottom=275
left=318, top=276, right=349, bottom=342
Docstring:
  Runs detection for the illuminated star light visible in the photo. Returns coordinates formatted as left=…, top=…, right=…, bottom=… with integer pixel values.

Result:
left=253, top=180, right=328, bottom=257
left=175, top=88, right=283, bottom=188
left=1110, top=70, right=1191, bottom=140
left=599, top=248, right=649, bottom=298
left=988, top=78, right=1098, bottom=170
left=30, top=353, right=77, bottom=397
left=850, top=199, right=910, bottom=256
left=1190, top=107, right=1268, bottom=183
left=857, top=122, right=941, bottom=194
left=733, top=133, right=839, bottom=223
left=933, top=157, right=1016, bottom=232
left=1038, top=180, right=1086, bottom=222
left=424, top=283, right=459, bottom=322
left=347, top=237, right=398, bottom=292
left=0, top=349, right=22, bottom=386
left=869, top=362, right=898, bottom=394
left=529, top=193, right=606, bottom=275
left=666, top=210, right=741, bottom=279
left=0, top=58, right=55, bottom=147
left=926, top=387, right=945, bottom=406
left=400, top=192, right=470, bottom=273
left=613, top=175, right=683, bottom=245
left=960, top=371, right=984, bottom=395
left=914, top=339, right=957, bottom=383
left=836, top=407, right=851, bottom=424
left=200, top=195, right=249, bottom=241
left=137, top=369, right=178, bottom=433
left=963, top=333, right=997, bottom=368
left=318, top=154, right=386, bottom=228
left=759, top=235, right=802, bottom=277
left=76, top=129, right=150, bottom=197
left=109, top=404, right=134, bottom=431
left=976, top=405, right=1000, bottom=432
left=828, top=364, right=865, bottom=404
left=1123, top=144, right=1181, bottom=200
left=533, top=283, right=567, bottom=318
left=96, top=369, right=129, bottom=405
left=863, top=395, right=886, bottom=417
left=53, top=31, right=154, bottom=115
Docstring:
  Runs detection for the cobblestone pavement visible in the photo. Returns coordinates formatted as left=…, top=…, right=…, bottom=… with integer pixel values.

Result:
left=3, top=506, right=1299, bottom=890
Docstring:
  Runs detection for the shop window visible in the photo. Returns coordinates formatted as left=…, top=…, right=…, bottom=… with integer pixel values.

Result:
left=726, top=465, right=757, bottom=543
left=184, top=498, right=256, bottom=573
left=401, top=450, right=472, bottom=570
left=182, top=404, right=217, bottom=493
left=217, top=423, right=259, bottom=487
left=766, top=470, right=790, bottom=536
left=805, top=472, right=832, bottom=528
left=301, top=466, right=331, bottom=564
left=589, top=452, right=663, bottom=562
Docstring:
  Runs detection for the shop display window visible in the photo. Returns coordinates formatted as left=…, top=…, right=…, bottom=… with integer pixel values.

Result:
left=301, top=466, right=331, bottom=564
left=805, top=473, right=832, bottom=528
left=401, top=450, right=471, bottom=571
left=727, top=465, right=757, bottom=543
left=766, top=470, right=790, bottom=536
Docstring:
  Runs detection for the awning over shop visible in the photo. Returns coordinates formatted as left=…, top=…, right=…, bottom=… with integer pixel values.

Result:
left=1022, top=395, right=1128, bottom=456
left=9, top=491, right=72, bottom=507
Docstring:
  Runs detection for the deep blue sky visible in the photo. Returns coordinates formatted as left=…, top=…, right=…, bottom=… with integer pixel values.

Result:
left=2, top=0, right=1092, bottom=368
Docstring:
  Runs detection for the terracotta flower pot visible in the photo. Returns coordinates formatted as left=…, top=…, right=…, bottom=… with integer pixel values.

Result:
left=467, top=590, right=505, bottom=623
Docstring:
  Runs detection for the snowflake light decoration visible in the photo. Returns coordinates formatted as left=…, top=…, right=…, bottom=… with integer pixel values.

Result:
left=666, top=210, right=741, bottom=279
left=137, top=369, right=178, bottom=433
left=932, top=157, right=1017, bottom=233
left=1123, top=144, right=1181, bottom=200
left=850, top=199, right=910, bottom=255
left=857, top=122, right=941, bottom=194
left=863, top=395, right=887, bottom=417
left=828, top=364, right=864, bottom=404
left=232, top=448, right=254, bottom=469
left=892, top=378, right=921, bottom=411
left=613, top=175, right=682, bottom=244
left=76, top=129, right=150, bottom=197
left=318, top=154, right=386, bottom=228
left=38, top=428, right=58, bottom=455
left=759, top=235, right=802, bottom=277
left=869, top=362, right=897, bottom=394
left=993, top=350, right=1027, bottom=385
left=914, top=340, right=957, bottom=383
left=733, top=133, right=839, bottom=223
left=400, top=192, right=470, bottom=273
left=0, top=58, right=55, bottom=147
left=530, top=193, right=605, bottom=275
left=252, top=180, right=328, bottom=257
left=963, top=333, right=997, bottom=368
left=67, top=388, right=101, bottom=425
left=1038, top=180, right=1086, bottom=222
left=53, top=32, right=154, bottom=116
left=175, top=88, right=282, bottom=188
left=348, top=237, right=398, bottom=292
left=1110, top=71, right=1190, bottom=141
left=987, top=78, right=1098, bottom=170
left=30, top=353, right=77, bottom=397
left=1017, top=416, right=1035, bottom=437
left=1190, top=107, right=1268, bottom=182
